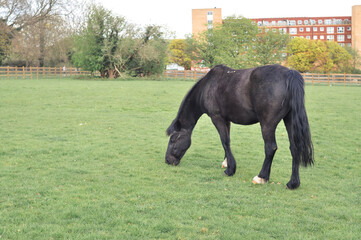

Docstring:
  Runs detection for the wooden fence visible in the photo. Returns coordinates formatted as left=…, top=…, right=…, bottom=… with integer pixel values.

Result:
left=1, top=66, right=360, bottom=85
left=163, top=70, right=361, bottom=85
left=0, top=66, right=91, bottom=79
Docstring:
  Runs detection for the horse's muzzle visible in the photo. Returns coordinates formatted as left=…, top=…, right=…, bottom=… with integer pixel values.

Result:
left=165, top=154, right=180, bottom=166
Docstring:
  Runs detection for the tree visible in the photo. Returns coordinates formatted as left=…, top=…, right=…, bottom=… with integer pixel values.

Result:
left=250, top=29, right=289, bottom=65
left=1, top=0, right=79, bottom=66
left=72, top=4, right=168, bottom=78
left=286, top=38, right=353, bottom=73
left=346, top=46, right=361, bottom=73
left=195, top=16, right=289, bottom=69
left=72, top=4, right=127, bottom=78
left=169, top=39, right=192, bottom=69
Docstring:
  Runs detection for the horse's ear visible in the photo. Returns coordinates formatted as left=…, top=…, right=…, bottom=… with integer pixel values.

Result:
left=166, top=119, right=181, bottom=136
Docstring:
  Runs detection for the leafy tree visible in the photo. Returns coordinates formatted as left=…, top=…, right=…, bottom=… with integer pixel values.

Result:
left=72, top=4, right=127, bottom=78
left=195, top=16, right=288, bottom=69
left=72, top=5, right=168, bottom=78
left=286, top=37, right=353, bottom=73
left=327, top=41, right=352, bottom=73
left=346, top=46, right=361, bottom=73
left=250, top=29, right=289, bottom=65
left=0, top=28, right=11, bottom=65
left=169, top=39, right=192, bottom=69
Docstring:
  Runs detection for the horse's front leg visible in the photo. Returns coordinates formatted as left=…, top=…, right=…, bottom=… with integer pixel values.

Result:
left=211, top=115, right=236, bottom=176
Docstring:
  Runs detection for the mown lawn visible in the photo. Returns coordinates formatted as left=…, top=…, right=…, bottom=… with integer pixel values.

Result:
left=0, top=78, right=360, bottom=239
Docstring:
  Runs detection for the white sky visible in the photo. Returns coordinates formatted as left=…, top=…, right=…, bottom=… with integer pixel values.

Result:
left=98, top=0, right=361, bottom=38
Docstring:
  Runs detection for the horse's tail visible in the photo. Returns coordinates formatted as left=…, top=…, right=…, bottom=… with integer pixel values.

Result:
left=287, top=70, right=314, bottom=167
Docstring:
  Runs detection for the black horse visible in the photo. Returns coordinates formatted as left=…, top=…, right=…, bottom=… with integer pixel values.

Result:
left=165, top=64, right=313, bottom=189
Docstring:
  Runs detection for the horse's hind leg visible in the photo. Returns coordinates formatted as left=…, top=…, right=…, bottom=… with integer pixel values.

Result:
left=221, top=123, right=231, bottom=168
left=253, top=124, right=277, bottom=184
left=283, top=114, right=300, bottom=189
left=211, top=115, right=236, bottom=176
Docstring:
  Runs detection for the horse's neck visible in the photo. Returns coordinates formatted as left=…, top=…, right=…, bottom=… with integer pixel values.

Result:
left=178, top=95, right=203, bottom=132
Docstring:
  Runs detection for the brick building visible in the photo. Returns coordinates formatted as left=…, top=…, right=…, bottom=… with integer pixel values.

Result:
left=252, top=16, right=351, bottom=47
left=192, top=8, right=222, bottom=38
left=192, top=5, right=361, bottom=53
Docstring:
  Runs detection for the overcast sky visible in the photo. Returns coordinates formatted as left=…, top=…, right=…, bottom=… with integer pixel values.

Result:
left=98, top=0, right=361, bottom=38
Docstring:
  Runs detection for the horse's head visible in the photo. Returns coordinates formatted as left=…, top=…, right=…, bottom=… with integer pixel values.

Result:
left=165, top=120, right=191, bottom=165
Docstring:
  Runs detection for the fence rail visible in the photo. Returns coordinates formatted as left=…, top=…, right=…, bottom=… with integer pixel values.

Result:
left=1, top=66, right=361, bottom=85
left=0, top=66, right=91, bottom=79
left=163, top=70, right=361, bottom=85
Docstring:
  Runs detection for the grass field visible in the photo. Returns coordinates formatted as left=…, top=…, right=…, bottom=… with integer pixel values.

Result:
left=0, top=78, right=360, bottom=239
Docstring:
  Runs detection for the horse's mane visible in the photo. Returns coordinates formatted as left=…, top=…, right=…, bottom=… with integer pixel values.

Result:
left=166, top=65, right=226, bottom=136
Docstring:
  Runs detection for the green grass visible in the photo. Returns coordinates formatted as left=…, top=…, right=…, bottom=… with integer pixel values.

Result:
left=0, top=78, right=360, bottom=239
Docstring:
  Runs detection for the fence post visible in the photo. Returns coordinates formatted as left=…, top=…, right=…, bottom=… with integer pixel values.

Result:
left=43, top=66, right=45, bottom=78
left=37, top=67, right=39, bottom=80
left=312, top=73, right=314, bottom=85
left=30, top=66, right=32, bottom=79
left=7, top=66, right=9, bottom=79
left=49, top=67, right=51, bottom=78
left=327, top=74, right=330, bottom=86
left=15, top=66, right=18, bottom=79
left=344, top=73, right=346, bottom=86
left=22, top=66, right=25, bottom=79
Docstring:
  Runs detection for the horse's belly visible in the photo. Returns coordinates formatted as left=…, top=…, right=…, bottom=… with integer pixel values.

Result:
left=226, top=109, right=259, bottom=125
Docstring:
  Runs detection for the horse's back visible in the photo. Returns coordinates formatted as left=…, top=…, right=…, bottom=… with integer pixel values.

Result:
left=249, top=65, right=291, bottom=124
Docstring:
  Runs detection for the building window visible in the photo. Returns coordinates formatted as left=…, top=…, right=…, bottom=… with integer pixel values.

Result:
left=325, top=19, right=332, bottom=25
left=279, top=28, right=287, bottom=34
left=347, top=27, right=351, bottom=31
left=318, top=19, right=323, bottom=24
left=313, top=36, right=318, bottom=40
left=272, top=21, right=276, bottom=26
left=313, top=27, right=318, bottom=32
left=347, top=35, right=351, bottom=39
left=258, top=21, right=262, bottom=26
left=310, top=19, right=316, bottom=25
left=289, top=28, right=297, bottom=34
left=337, top=27, right=344, bottom=33
left=306, top=36, right=311, bottom=39
left=304, top=20, right=309, bottom=25
left=339, top=43, right=345, bottom=47
left=207, top=11, right=213, bottom=15
left=289, top=20, right=296, bottom=26
left=327, top=27, right=334, bottom=34
left=320, top=27, right=324, bottom=31
left=278, top=20, right=287, bottom=26
left=297, top=20, right=303, bottom=25
left=299, top=28, right=304, bottom=32
left=347, top=43, right=351, bottom=47
left=320, top=35, right=325, bottom=40
left=306, top=27, right=311, bottom=32
left=208, top=20, right=213, bottom=29
left=337, top=35, right=345, bottom=42
left=264, top=21, right=269, bottom=26
left=327, top=35, right=334, bottom=41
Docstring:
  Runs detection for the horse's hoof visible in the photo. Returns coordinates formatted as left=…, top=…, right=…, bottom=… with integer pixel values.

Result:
left=221, top=158, right=227, bottom=168
left=252, top=176, right=267, bottom=184
left=224, top=168, right=235, bottom=176
left=286, top=181, right=300, bottom=190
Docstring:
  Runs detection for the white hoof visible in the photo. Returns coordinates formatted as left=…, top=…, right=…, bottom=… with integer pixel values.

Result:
left=221, top=158, right=227, bottom=168
left=252, top=176, right=267, bottom=184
